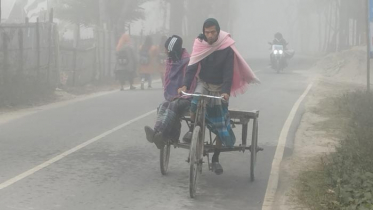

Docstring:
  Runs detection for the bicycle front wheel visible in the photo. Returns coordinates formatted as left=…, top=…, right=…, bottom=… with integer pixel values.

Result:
left=189, top=126, right=202, bottom=198
left=160, top=142, right=171, bottom=175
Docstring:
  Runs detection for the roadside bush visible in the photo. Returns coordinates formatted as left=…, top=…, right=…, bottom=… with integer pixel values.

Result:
left=325, top=91, right=373, bottom=209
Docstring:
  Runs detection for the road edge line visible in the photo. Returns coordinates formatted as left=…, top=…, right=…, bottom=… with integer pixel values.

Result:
left=261, top=83, right=313, bottom=210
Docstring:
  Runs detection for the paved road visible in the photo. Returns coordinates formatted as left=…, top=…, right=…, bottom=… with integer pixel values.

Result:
left=0, top=61, right=315, bottom=210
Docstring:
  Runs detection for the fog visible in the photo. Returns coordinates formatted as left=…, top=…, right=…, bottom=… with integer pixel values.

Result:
left=1, top=0, right=328, bottom=57
left=232, top=0, right=300, bottom=58
left=130, top=0, right=320, bottom=58
left=0, top=1, right=369, bottom=209
left=1, top=0, right=16, bottom=19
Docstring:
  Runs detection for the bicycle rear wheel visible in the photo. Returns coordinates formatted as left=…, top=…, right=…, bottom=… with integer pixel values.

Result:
left=250, top=119, right=259, bottom=182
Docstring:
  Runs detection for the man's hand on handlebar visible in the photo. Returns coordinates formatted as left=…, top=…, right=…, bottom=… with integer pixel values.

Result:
left=178, top=86, right=187, bottom=95
left=221, top=93, right=230, bottom=101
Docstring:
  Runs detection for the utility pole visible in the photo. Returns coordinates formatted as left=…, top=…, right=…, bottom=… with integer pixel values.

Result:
left=0, top=0, right=2, bottom=23
left=99, top=0, right=105, bottom=28
left=367, top=0, right=371, bottom=92
left=98, top=0, right=106, bottom=78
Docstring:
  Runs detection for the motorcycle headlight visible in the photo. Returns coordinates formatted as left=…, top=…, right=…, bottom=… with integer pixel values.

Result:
left=274, top=50, right=278, bottom=55
left=279, top=50, right=283, bottom=54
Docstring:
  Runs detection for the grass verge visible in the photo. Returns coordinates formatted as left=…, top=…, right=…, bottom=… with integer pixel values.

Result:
left=296, top=90, right=373, bottom=210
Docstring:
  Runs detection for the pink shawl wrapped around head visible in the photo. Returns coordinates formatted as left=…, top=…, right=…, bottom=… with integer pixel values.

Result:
left=189, top=31, right=260, bottom=96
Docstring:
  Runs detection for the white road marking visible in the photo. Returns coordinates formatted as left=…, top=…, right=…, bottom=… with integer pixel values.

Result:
left=261, top=83, right=313, bottom=210
left=0, top=110, right=156, bottom=190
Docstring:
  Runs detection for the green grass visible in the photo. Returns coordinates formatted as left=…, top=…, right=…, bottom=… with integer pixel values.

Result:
left=296, top=90, right=373, bottom=210
left=296, top=162, right=335, bottom=210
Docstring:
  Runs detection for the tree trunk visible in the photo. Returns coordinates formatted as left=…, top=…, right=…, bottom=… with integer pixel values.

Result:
left=328, top=0, right=340, bottom=52
left=72, top=23, right=80, bottom=86
left=324, top=2, right=332, bottom=51
left=352, top=19, right=356, bottom=46
left=318, top=12, right=322, bottom=51
left=169, top=0, right=184, bottom=35
left=0, top=0, right=2, bottom=23
left=338, top=0, right=349, bottom=51
left=358, top=0, right=366, bottom=45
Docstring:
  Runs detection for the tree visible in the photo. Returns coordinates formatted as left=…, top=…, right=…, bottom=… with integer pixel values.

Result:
left=105, top=0, right=149, bottom=40
left=160, top=0, right=237, bottom=50
left=53, top=0, right=148, bottom=29
left=295, top=0, right=366, bottom=53
left=168, top=0, right=185, bottom=35
left=52, top=0, right=99, bottom=26
left=52, top=0, right=149, bottom=80
left=184, top=0, right=234, bottom=37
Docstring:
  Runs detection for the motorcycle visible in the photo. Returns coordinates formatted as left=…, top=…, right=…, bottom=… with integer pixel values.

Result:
left=268, top=42, right=294, bottom=73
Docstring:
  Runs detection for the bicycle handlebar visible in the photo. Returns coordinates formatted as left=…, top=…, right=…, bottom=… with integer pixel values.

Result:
left=181, top=91, right=225, bottom=100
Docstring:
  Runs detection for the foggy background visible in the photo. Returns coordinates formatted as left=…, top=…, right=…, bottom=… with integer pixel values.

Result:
left=0, top=1, right=370, bottom=210
left=1, top=0, right=320, bottom=58
left=0, top=0, right=367, bottom=106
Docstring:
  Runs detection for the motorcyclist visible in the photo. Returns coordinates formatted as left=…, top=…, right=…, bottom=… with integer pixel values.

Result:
left=272, top=32, right=287, bottom=49
left=269, top=32, right=294, bottom=68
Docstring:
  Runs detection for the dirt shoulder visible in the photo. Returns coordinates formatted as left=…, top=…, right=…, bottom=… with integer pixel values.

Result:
left=273, top=46, right=369, bottom=209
